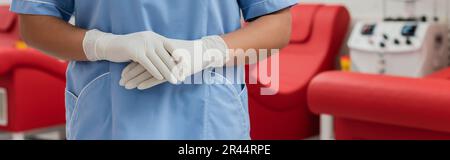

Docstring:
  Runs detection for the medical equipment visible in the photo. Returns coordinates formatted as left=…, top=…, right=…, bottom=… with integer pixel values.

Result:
left=349, top=0, right=449, bottom=77
left=349, top=22, right=449, bottom=77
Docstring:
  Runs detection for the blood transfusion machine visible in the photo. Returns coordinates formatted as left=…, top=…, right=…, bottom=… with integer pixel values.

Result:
left=349, top=0, right=449, bottom=77
left=349, top=22, right=449, bottom=77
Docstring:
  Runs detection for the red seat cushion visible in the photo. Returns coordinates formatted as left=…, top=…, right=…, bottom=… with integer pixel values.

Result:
left=308, top=71, right=450, bottom=134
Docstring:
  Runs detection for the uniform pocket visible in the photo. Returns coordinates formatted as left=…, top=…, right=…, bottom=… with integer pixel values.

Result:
left=204, top=71, right=250, bottom=140
left=66, top=72, right=112, bottom=140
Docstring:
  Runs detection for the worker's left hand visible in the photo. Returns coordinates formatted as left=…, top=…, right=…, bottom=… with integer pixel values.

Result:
left=119, top=62, right=166, bottom=89
left=119, top=36, right=230, bottom=90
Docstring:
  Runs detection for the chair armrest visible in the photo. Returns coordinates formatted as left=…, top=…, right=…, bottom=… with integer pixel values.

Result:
left=307, top=71, right=450, bottom=133
left=0, top=49, right=67, bottom=81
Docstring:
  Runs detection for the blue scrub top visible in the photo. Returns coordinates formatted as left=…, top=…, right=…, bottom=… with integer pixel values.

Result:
left=11, top=0, right=297, bottom=140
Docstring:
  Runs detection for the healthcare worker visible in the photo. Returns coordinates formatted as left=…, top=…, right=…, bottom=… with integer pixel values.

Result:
left=11, top=0, right=296, bottom=140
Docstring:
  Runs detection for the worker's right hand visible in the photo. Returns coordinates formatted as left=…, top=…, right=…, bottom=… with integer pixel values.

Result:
left=82, top=29, right=178, bottom=83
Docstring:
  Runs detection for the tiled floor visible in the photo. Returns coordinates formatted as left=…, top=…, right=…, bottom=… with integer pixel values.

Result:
left=0, top=127, right=65, bottom=140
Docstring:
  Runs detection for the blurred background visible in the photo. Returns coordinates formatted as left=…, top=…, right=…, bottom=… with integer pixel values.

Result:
left=1, top=0, right=450, bottom=140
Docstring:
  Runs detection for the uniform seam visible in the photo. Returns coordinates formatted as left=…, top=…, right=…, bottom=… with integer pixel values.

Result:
left=64, top=89, right=77, bottom=139
left=65, top=89, right=77, bottom=100
left=238, top=84, right=247, bottom=96
left=204, top=75, right=210, bottom=140
left=241, top=0, right=269, bottom=10
left=17, top=0, right=73, bottom=17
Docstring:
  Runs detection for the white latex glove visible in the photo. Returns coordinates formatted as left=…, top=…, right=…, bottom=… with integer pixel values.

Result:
left=83, top=29, right=178, bottom=83
left=119, top=35, right=230, bottom=90
left=119, top=62, right=166, bottom=89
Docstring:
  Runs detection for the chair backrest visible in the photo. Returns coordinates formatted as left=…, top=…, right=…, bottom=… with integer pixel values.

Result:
left=0, top=6, right=20, bottom=47
left=246, top=5, right=351, bottom=104
left=290, top=4, right=323, bottom=43
left=310, top=5, right=351, bottom=68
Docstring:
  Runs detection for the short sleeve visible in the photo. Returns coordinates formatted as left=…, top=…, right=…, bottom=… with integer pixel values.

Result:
left=238, top=0, right=298, bottom=21
left=10, top=0, right=74, bottom=21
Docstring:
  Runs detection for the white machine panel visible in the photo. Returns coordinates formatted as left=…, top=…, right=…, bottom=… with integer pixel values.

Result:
left=0, top=88, right=7, bottom=126
left=348, top=21, right=449, bottom=77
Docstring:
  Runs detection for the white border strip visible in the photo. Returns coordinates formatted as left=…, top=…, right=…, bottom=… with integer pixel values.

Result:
left=0, top=88, right=8, bottom=126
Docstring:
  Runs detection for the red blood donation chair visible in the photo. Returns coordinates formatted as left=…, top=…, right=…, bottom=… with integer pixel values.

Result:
left=247, top=4, right=350, bottom=139
left=0, top=6, right=20, bottom=48
left=0, top=49, right=67, bottom=139
left=0, top=6, right=67, bottom=139
left=308, top=68, right=450, bottom=140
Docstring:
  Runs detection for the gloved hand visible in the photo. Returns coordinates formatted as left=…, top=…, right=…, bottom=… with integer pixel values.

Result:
left=119, top=62, right=166, bottom=89
left=119, top=35, right=230, bottom=90
left=83, top=29, right=178, bottom=84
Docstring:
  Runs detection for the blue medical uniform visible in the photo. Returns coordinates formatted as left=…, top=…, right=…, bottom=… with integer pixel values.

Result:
left=11, top=0, right=297, bottom=140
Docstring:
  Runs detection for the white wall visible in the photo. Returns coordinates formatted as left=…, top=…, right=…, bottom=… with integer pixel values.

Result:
left=300, top=0, right=450, bottom=22
left=0, top=0, right=11, bottom=5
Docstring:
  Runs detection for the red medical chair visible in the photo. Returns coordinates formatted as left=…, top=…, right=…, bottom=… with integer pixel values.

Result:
left=247, top=4, right=350, bottom=139
left=0, top=6, right=67, bottom=139
left=0, top=6, right=20, bottom=48
left=0, top=49, right=67, bottom=139
left=308, top=69, right=450, bottom=140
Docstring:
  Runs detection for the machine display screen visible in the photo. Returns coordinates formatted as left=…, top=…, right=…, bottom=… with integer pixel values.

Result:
left=401, top=25, right=417, bottom=36
left=361, top=24, right=376, bottom=35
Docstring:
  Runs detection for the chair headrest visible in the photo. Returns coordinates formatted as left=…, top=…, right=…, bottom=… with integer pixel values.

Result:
left=290, top=4, right=322, bottom=43
left=0, top=6, right=17, bottom=32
